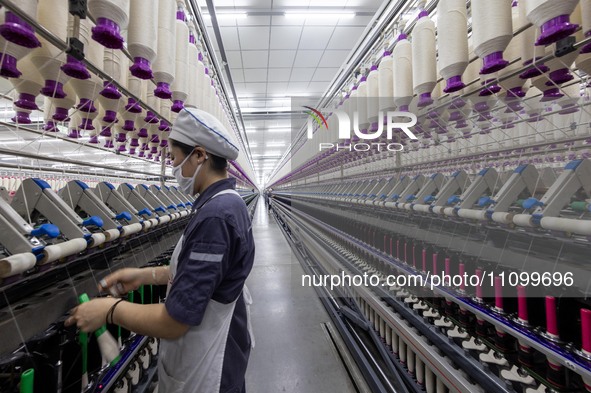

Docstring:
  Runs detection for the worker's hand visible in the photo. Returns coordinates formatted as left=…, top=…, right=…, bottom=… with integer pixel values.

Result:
left=65, top=297, right=116, bottom=333
left=98, top=268, right=145, bottom=296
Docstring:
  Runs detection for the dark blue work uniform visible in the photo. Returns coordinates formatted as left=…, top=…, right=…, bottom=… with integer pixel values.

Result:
left=158, top=178, right=255, bottom=393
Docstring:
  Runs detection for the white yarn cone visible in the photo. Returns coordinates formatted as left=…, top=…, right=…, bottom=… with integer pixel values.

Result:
left=377, top=47, right=394, bottom=114
left=0, top=0, right=40, bottom=78
left=127, top=0, right=158, bottom=79
left=472, top=0, right=513, bottom=75
left=9, top=56, right=43, bottom=123
left=88, top=0, right=129, bottom=49
left=152, top=0, right=176, bottom=99
left=412, top=10, right=437, bottom=108
left=437, top=0, right=469, bottom=93
left=392, top=32, right=413, bottom=111
left=525, top=0, right=579, bottom=46
left=171, top=9, right=189, bottom=112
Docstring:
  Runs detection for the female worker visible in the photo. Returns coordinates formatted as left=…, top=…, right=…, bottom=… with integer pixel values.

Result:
left=66, top=107, right=256, bottom=393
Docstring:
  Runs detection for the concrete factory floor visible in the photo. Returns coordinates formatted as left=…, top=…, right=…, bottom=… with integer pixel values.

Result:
left=244, top=201, right=357, bottom=392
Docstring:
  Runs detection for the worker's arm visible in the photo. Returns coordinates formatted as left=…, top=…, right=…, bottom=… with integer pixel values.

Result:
left=98, top=266, right=170, bottom=294
left=65, top=298, right=189, bottom=340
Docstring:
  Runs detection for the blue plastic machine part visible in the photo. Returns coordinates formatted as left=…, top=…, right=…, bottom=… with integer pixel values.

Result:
left=82, top=216, right=104, bottom=228
left=30, top=224, right=60, bottom=238
left=115, top=212, right=133, bottom=221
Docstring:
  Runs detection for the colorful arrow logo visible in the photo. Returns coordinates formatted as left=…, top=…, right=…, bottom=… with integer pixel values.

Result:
left=303, top=106, right=329, bottom=129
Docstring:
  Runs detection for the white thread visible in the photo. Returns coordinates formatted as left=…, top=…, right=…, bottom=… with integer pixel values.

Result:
left=499, top=6, right=527, bottom=91
left=118, top=54, right=129, bottom=89
left=367, top=63, right=380, bottom=123
left=526, top=0, right=579, bottom=28
left=356, top=74, right=369, bottom=129
left=472, top=0, right=513, bottom=58
left=37, top=0, right=68, bottom=40
left=517, top=0, right=546, bottom=66
left=30, top=42, right=70, bottom=85
left=392, top=36, right=413, bottom=107
left=185, top=41, right=198, bottom=108
left=103, top=49, right=122, bottom=82
left=153, top=0, right=176, bottom=87
left=437, top=0, right=469, bottom=80
left=412, top=14, right=437, bottom=96
left=201, top=70, right=212, bottom=113
left=378, top=53, right=394, bottom=112
left=70, top=75, right=101, bottom=104
left=9, top=56, right=43, bottom=96
left=88, top=0, right=130, bottom=30
left=128, top=0, right=158, bottom=62
left=171, top=19, right=189, bottom=102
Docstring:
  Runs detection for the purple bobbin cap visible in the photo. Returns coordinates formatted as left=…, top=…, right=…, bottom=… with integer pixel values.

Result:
left=89, top=135, right=99, bottom=144
left=141, top=143, right=149, bottom=151
left=92, top=18, right=124, bottom=50
left=104, top=139, right=114, bottom=148
left=130, top=57, right=153, bottom=80
left=520, top=58, right=549, bottom=79
left=79, top=117, right=94, bottom=130
left=506, top=86, right=526, bottom=99
left=138, top=128, right=148, bottom=138
left=68, top=129, right=82, bottom=138
left=527, top=113, right=542, bottom=122
left=103, top=110, right=118, bottom=123
left=125, top=98, right=142, bottom=113
left=159, top=119, right=170, bottom=132
left=150, top=146, right=158, bottom=154
left=41, top=80, right=66, bottom=99
left=122, top=120, right=135, bottom=132
left=0, top=53, right=21, bottom=78
left=536, top=15, right=578, bottom=46
left=44, top=120, right=59, bottom=132
left=129, top=147, right=136, bottom=155
left=444, top=75, right=465, bottom=93
left=581, top=31, right=591, bottom=53
left=547, top=68, right=573, bottom=85
left=154, top=82, right=172, bottom=99
left=150, top=135, right=160, bottom=144
left=53, top=107, right=69, bottom=121
left=172, top=100, right=184, bottom=113
left=455, top=120, right=468, bottom=129
left=417, top=93, right=433, bottom=108
left=159, top=139, right=168, bottom=148
left=480, top=52, right=509, bottom=75
left=505, top=100, right=523, bottom=113
left=116, top=133, right=127, bottom=143
left=448, top=111, right=463, bottom=122
left=479, top=81, right=501, bottom=96
left=540, top=87, right=563, bottom=102
left=61, top=55, right=91, bottom=79
left=14, top=93, right=38, bottom=110
left=145, top=111, right=159, bottom=123
left=0, top=12, right=40, bottom=48
left=100, top=127, right=112, bottom=137
left=11, top=111, right=30, bottom=124
left=130, top=138, right=140, bottom=147
left=138, top=150, right=145, bottom=158
left=559, top=103, right=579, bottom=115
left=77, top=98, right=96, bottom=113
left=100, top=81, right=121, bottom=99
left=147, top=153, right=153, bottom=159
left=117, top=144, right=127, bottom=152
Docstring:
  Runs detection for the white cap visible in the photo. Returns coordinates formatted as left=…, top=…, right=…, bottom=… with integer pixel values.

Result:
left=169, top=107, right=240, bottom=160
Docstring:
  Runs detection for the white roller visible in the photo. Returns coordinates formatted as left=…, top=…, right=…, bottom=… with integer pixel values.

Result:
left=412, top=10, right=437, bottom=107
left=525, top=0, right=579, bottom=46
left=90, top=233, right=106, bottom=248
left=472, top=0, right=513, bottom=75
left=142, top=220, right=152, bottom=230
left=121, top=223, right=142, bottom=237
left=0, top=252, right=37, bottom=278
left=437, top=0, right=469, bottom=93
left=158, top=214, right=171, bottom=224
left=127, top=0, right=158, bottom=79
left=492, top=212, right=514, bottom=225
left=540, top=217, right=591, bottom=235
left=513, top=213, right=535, bottom=227
left=148, top=218, right=159, bottom=228
left=88, top=0, right=129, bottom=49
left=457, top=208, right=487, bottom=221
left=152, top=0, right=176, bottom=99
left=104, top=228, right=121, bottom=241
left=0, top=0, right=40, bottom=78
left=392, top=33, right=413, bottom=111
left=443, top=207, right=456, bottom=217
left=171, top=14, right=190, bottom=112
left=412, top=204, right=432, bottom=213
left=41, top=238, right=88, bottom=264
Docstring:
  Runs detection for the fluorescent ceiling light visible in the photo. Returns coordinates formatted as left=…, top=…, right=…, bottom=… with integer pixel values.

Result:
left=268, top=128, right=292, bottom=133
left=246, top=129, right=256, bottom=133
left=248, top=143, right=258, bottom=148
left=266, top=142, right=285, bottom=147
left=284, top=11, right=355, bottom=19
left=203, top=12, right=247, bottom=19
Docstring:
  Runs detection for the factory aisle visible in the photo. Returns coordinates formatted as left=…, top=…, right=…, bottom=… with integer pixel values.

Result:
left=245, top=200, right=356, bottom=392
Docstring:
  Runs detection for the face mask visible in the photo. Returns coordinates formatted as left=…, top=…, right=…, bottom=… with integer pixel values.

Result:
left=172, top=151, right=207, bottom=195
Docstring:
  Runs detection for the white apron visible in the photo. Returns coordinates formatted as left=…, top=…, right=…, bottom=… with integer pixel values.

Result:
left=158, top=189, right=254, bottom=393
